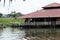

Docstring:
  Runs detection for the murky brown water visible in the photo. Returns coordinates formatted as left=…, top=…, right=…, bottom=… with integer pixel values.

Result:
left=0, top=27, right=27, bottom=40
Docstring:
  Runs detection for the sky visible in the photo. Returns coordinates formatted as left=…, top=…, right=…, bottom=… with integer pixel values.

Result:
left=0, top=0, right=60, bottom=14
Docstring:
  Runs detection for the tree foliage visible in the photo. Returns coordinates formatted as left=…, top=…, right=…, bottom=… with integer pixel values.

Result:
left=16, top=12, right=23, bottom=17
left=7, top=11, right=22, bottom=18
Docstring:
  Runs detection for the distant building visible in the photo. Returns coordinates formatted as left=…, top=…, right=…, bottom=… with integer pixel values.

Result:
left=18, top=3, right=60, bottom=28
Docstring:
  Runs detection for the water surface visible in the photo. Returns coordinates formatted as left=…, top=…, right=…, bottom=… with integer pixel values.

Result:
left=0, top=27, right=27, bottom=40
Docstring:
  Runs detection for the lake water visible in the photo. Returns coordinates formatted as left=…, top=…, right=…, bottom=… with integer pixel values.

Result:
left=0, top=27, right=27, bottom=40
left=0, top=27, right=60, bottom=40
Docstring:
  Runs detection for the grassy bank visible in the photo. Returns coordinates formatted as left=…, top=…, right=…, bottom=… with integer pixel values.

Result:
left=0, top=18, right=24, bottom=27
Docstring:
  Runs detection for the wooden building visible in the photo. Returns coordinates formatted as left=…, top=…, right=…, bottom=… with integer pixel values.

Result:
left=18, top=3, right=60, bottom=29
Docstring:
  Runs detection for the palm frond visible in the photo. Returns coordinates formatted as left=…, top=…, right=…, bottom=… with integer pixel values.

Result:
left=4, top=0, right=5, bottom=6
left=0, top=0, right=1, bottom=2
left=10, top=0, right=12, bottom=2
left=9, top=0, right=12, bottom=6
left=23, top=0, right=26, bottom=2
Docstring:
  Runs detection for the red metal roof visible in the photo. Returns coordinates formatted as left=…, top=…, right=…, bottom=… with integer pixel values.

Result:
left=43, top=3, right=60, bottom=8
left=18, top=3, right=60, bottom=18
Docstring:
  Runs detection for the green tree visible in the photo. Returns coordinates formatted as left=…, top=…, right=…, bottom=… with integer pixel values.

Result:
left=16, top=12, right=23, bottom=17
left=11, top=11, right=16, bottom=18
left=7, top=11, right=22, bottom=19
left=7, top=11, right=16, bottom=18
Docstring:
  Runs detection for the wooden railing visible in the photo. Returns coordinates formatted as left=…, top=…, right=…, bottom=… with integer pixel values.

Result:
left=56, top=21, right=60, bottom=24
left=20, top=22, right=50, bottom=25
left=20, top=21, right=60, bottom=25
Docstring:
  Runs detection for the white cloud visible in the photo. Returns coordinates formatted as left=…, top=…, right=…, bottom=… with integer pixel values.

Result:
left=0, top=0, right=60, bottom=14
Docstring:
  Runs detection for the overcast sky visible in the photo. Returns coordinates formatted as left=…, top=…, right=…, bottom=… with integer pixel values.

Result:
left=0, top=0, right=60, bottom=14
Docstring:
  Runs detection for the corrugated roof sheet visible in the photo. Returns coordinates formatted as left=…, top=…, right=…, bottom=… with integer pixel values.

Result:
left=18, top=3, right=60, bottom=18
left=43, top=3, right=60, bottom=8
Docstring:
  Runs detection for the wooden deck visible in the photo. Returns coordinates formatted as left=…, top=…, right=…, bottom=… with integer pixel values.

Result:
left=19, top=21, right=60, bottom=29
left=20, top=21, right=60, bottom=26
